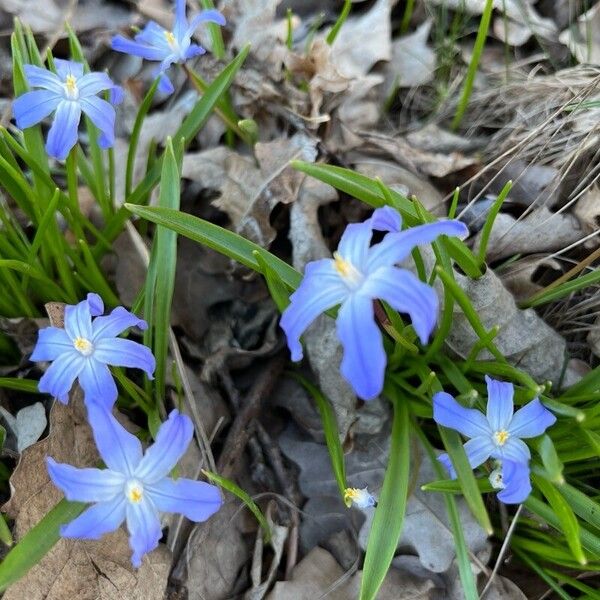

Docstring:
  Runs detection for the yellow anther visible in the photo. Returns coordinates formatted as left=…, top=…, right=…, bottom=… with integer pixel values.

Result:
left=129, top=487, right=143, bottom=503
left=344, top=487, right=360, bottom=507
left=73, top=337, right=93, bottom=356
left=333, top=252, right=352, bottom=278
left=494, top=429, right=510, bottom=446
left=65, top=74, right=77, bottom=92
left=165, top=31, right=176, bottom=46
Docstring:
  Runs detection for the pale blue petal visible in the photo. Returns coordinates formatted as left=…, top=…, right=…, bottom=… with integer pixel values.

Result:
left=38, top=351, right=85, bottom=403
left=46, top=100, right=81, bottom=160
left=134, top=410, right=193, bottom=483
left=280, top=259, right=348, bottom=361
left=55, top=59, right=84, bottom=80
left=495, top=437, right=530, bottom=463
left=46, top=457, right=125, bottom=502
left=463, top=436, right=494, bottom=469
left=433, top=391, right=492, bottom=438
left=110, top=85, right=124, bottom=105
left=126, top=498, right=162, bottom=568
left=370, top=206, right=402, bottom=232
left=438, top=453, right=456, bottom=479
left=366, top=220, right=469, bottom=272
left=359, top=266, right=438, bottom=344
left=174, top=0, right=188, bottom=32
left=509, top=399, right=556, bottom=438
left=337, top=221, right=373, bottom=272
left=64, top=295, right=99, bottom=340
left=78, top=360, right=118, bottom=407
left=23, top=65, right=63, bottom=93
left=135, top=21, right=172, bottom=51
left=87, top=293, right=105, bottom=316
left=80, top=96, right=115, bottom=148
left=30, top=327, right=72, bottom=361
left=92, top=306, right=148, bottom=340
left=187, top=9, right=226, bottom=36
left=77, top=72, right=114, bottom=98
left=13, top=90, right=61, bottom=129
left=93, top=338, right=155, bottom=378
left=158, top=73, right=175, bottom=94
left=485, top=375, right=514, bottom=431
left=111, top=34, right=170, bottom=61
left=61, top=496, right=126, bottom=539
left=86, top=403, right=143, bottom=476
left=336, top=293, right=385, bottom=400
left=146, top=477, right=222, bottom=521
left=497, top=461, right=531, bottom=504
left=184, top=44, right=206, bottom=60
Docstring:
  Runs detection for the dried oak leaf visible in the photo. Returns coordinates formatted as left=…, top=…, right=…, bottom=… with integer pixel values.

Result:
left=2, top=302, right=170, bottom=600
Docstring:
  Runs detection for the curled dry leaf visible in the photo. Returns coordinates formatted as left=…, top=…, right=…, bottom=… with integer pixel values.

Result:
left=471, top=207, right=583, bottom=262
left=0, top=402, right=47, bottom=454
left=1, top=303, right=170, bottom=600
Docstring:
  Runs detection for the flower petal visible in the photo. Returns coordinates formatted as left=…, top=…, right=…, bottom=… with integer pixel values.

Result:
left=23, top=65, right=63, bottom=92
left=30, top=327, right=72, bottom=361
left=110, top=85, right=125, bottom=105
left=497, top=460, right=531, bottom=504
left=463, top=436, right=495, bottom=469
left=187, top=9, right=226, bottom=36
left=158, top=73, right=175, bottom=94
left=80, top=96, right=115, bottom=149
left=134, top=410, right=193, bottom=483
left=126, top=498, right=162, bottom=568
left=438, top=453, right=456, bottom=479
left=78, top=360, right=118, bottom=407
left=93, top=338, right=156, bottom=379
left=87, top=293, right=105, bottom=316
left=433, top=391, right=491, bottom=438
left=337, top=221, right=373, bottom=272
left=61, top=496, right=126, bottom=539
left=38, top=351, right=85, bottom=403
left=485, top=375, right=514, bottom=431
left=111, top=34, right=169, bottom=61
left=509, top=398, right=556, bottom=438
left=46, top=100, right=81, bottom=160
left=146, top=477, right=222, bottom=521
left=92, top=306, right=148, bottom=340
left=13, top=90, right=61, bottom=129
left=336, top=293, right=385, bottom=400
left=86, top=403, right=143, bottom=476
left=47, top=457, right=125, bottom=502
left=77, top=72, right=115, bottom=98
left=174, top=0, right=188, bottom=35
left=280, top=259, right=348, bottom=361
left=360, top=266, right=438, bottom=344
left=496, top=437, right=530, bottom=463
left=370, top=206, right=402, bottom=232
left=135, top=21, right=173, bottom=50
left=184, top=44, right=206, bottom=60
left=55, top=59, right=84, bottom=80
left=64, top=294, right=101, bottom=340
left=367, top=220, right=469, bottom=272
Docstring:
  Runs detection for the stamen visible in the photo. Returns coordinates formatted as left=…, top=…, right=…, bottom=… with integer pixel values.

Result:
left=64, top=74, right=79, bottom=100
left=494, top=430, right=510, bottom=446
left=126, top=480, right=144, bottom=503
left=73, top=337, right=93, bottom=357
left=164, top=31, right=177, bottom=46
left=333, top=252, right=363, bottom=287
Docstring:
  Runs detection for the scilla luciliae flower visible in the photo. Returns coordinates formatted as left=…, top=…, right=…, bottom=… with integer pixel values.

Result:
left=433, top=376, right=556, bottom=504
left=111, top=0, right=225, bottom=94
left=280, top=206, right=468, bottom=400
left=47, top=405, right=222, bottom=567
left=13, top=59, right=123, bottom=160
left=31, top=293, right=154, bottom=407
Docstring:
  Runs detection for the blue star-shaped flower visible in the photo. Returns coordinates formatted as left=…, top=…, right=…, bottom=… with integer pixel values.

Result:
left=280, top=206, right=468, bottom=400
left=31, top=293, right=155, bottom=407
left=13, top=59, right=123, bottom=160
left=48, top=405, right=222, bottom=567
left=111, top=0, right=225, bottom=94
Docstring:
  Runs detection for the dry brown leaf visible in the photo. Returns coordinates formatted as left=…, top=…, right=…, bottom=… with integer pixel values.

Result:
left=182, top=133, right=318, bottom=246
left=574, top=184, right=600, bottom=237
left=2, top=303, right=171, bottom=600
left=471, top=208, right=583, bottom=262
left=498, top=255, right=563, bottom=302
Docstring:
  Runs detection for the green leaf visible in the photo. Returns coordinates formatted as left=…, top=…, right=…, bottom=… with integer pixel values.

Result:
left=0, top=499, right=85, bottom=591
left=253, top=251, right=292, bottom=312
left=125, top=205, right=302, bottom=289
left=532, top=435, right=564, bottom=484
left=421, top=478, right=494, bottom=494
left=360, top=397, right=410, bottom=600
left=203, top=470, right=271, bottom=541
left=291, top=374, right=346, bottom=498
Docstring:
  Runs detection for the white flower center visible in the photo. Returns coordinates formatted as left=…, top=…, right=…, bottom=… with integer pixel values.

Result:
left=493, top=429, right=510, bottom=446
left=344, top=487, right=376, bottom=509
left=73, top=337, right=94, bottom=356
left=63, top=74, right=79, bottom=100
left=333, top=253, right=364, bottom=289
left=489, top=467, right=505, bottom=490
left=125, top=479, right=144, bottom=504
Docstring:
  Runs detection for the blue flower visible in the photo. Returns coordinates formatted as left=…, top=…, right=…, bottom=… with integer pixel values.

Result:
left=488, top=460, right=532, bottom=505
left=13, top=59, right=123, bottom=160
left=47, top=406, right=222, bottom=567
left=434, top=376, right=556, bottom=504
left=111, top=0, right=225, bottom=94
left=31, top=293, right=155, bottom=407
left=280, top=206, right=468, bottom=400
